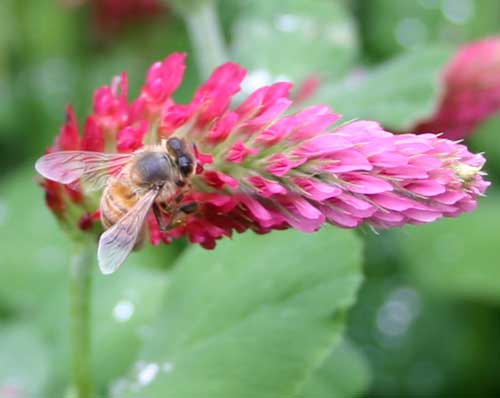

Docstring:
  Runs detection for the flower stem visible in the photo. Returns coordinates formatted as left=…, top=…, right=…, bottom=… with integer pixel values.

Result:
left=70, top=241, right=95, bottom=398
left=183, top=1, right=228, bottom=79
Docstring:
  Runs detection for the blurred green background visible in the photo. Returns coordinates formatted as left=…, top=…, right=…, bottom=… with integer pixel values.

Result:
left=0, top=0, right=499, bottom=397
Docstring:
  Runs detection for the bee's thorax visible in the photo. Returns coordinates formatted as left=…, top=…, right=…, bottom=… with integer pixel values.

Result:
left=131, top=151, right=172, bottom=187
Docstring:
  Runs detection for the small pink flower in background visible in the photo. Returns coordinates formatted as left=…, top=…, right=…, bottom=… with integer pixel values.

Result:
left=414, top=37, right=500, bottom=140
left=292, top=75, right=322, bottom=105
left=39, top=53, right=489, bottom=249
left=60, top=0, right=167, bottom=37
left=0, top=382, right=24, bottom=398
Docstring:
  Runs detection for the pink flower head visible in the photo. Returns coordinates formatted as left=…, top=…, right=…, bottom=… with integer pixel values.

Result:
left=414, top=37, right=500, bottom=140
left=37, top=54, right=489, bottom=249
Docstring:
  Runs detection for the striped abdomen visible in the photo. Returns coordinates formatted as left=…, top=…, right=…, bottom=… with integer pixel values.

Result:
left=100, top=180, right=140, bottom=229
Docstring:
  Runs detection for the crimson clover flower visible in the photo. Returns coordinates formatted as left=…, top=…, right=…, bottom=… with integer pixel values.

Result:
left=414, top=37, right=500, bottom=140
left=39, top=52, right=490, bottom=250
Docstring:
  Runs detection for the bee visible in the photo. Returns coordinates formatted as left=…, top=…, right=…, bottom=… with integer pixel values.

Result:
left=35, top=137, right=197, bottom=275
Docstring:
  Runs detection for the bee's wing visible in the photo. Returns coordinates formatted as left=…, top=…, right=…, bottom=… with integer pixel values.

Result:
left=97, top=189, right=158, bottom=275
left=35, top=151, right=133, bottom=191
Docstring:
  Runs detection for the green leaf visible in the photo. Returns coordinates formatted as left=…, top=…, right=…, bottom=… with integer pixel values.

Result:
left=91, top=266, right=169, bottom=386
left=113, top=227, right=363, bottom=398
left=314, top=46, right=453, bottom=130
left=0, top=322, right=50, bottom=397
left=398, top=192, right=500, bottom=303
left=42, top=264, right=170, bottom=396
left=0, top=165, right=177, bottom=395
left=347, top=276, right=500, bottom=397
left=231, top=0, right=358, bottom=85
left=300, top=339, right=371, bottom=398
left=0, top=166, right=69, bottom=313
left=358, top=0, right=500, bottom=61
left=165, top=0, right=211, bottom=15
left=468, top=115, right=500, bottom=180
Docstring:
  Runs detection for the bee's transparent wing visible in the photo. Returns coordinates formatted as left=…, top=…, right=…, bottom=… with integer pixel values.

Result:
left=97, top=189, right=158, bottom=275
left=35, top=151, right=132, bottom=191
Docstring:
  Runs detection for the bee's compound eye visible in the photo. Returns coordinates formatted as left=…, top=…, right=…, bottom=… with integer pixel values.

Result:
left=167, top=138, right=183, bottom=152
left=178, top=155, right=193, bottom=176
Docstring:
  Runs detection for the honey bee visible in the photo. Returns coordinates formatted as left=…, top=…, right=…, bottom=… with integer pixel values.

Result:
left=35, top=137, right=197, bottom=275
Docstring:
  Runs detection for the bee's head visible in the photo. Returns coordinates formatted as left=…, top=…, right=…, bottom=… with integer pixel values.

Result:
left=132, top=151, right=172, bottom=187
left=166, top=137, right=195, bottom=178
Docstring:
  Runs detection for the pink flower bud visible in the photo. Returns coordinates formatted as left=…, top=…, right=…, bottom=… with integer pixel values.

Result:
left=92, top=72, right=129, bottom=136
left=81, top=116, right=105, bottom=152
left=117, top=120, right=149, bottom=152
left=139, top=53, right=186, bottom=116
left=54, top=105, right=80, bottom=151
left=414, top=37, right=500, bottom=140
left=61, top=0, right=167, bottom=38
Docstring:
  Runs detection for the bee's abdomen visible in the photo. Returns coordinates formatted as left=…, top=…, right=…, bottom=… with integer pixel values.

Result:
left=100, top=182, right=139, bottom=229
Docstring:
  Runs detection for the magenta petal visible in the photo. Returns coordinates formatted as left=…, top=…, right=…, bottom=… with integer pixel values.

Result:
left=293, top=177, right=342, bottom=201
left=322, top=206, right=361, bottom=228
left=372, top=211, right=405, bottom=223
left=293, top=135, right=352, bottom=157
left=409, top=155, right=443, bottom=170
left=226, top=141, right=259, bottom=163
left=404, top=209, right=443, bottom=222
left=405, top=180, right=446, bottom=196
left=369, top=152, right=408, bottom=168
left=288, top=105, right=341, bottom=141
left=240, top=196, right=272, bottom=221
left=336, top=193, right=373, bottom=211
left=236, top=82, right=292, bottom=119
left=290, top=197, right=323, bottom=220
left=371, top=192, right=416, bottom=211
left=343, top=174, right=393, bottom=194
left=433, top=190, right=466, bottom=204
left=244, top=98, right=292, bottom=130
left=117, top=120, right=148, bottom=152
left=384, top=165, right=429, bottom=179
left=266, top=154, right=306, bottom=177
left=322, top=149, right=373, bottom=173
left=248, top=175, right=287, bottom=197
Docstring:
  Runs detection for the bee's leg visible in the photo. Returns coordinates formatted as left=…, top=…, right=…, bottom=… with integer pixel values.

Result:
left=179, top=202, right=198, bottom=214
left=163, top=211, right=187, bottom=231
left=174, top=194, right=184, bottom=204
left=153, top=203, right=185, bottom=232
left=153, top=203, right=170, bottom=231
left=157, top=201, right=172, bottom=214
left=163, top=203, right=197, bottom=230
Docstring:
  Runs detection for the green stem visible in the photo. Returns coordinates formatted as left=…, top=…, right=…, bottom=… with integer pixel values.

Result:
left=183, top=1, right=228, bottom=79
left=70, top=242, right=95, bottom=398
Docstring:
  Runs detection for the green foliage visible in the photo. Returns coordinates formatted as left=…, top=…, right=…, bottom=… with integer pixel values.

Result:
left=166, top=0, right=212, bottom=15
left=469, top=115, right=500, bottom=180
left=347, top=275, right=500, bottom=397
left=232, top=0, right=358, bottom=84
left=357, top=0, right=500, bottom=61
left=314, top=46, right=453, bottom=130
left=0, top=165, right=175, bottom=396
left=0, top=166, right=69, bottom=313
left=114, top=228, right=363, bottom=398
left=300, top=339, right=371, bottom=398
left=0, top=323, right=51, bottom=397
left=398, top=192, right=500, bottom=303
